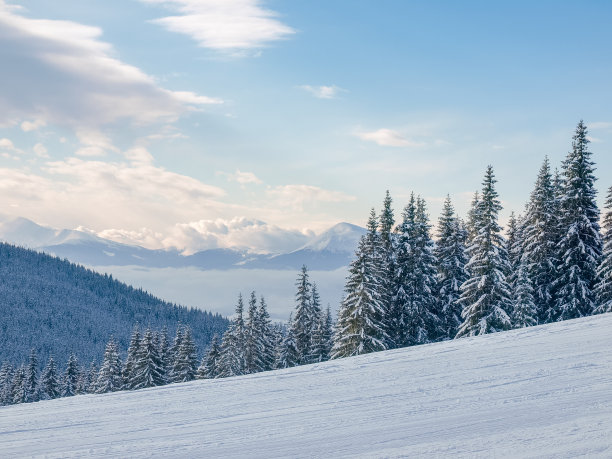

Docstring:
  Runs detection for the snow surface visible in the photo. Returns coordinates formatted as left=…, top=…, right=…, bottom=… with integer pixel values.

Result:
left=2, top=314, right=612, bottom=458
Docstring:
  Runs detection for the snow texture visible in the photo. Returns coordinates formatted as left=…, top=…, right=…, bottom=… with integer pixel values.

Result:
left=1, top=314, right=611, bottom=458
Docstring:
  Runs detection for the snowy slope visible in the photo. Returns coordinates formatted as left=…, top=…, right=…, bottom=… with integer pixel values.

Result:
left=2, top=314, right=612, bottom=458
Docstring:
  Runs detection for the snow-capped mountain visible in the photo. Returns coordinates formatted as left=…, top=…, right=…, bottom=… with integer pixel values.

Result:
left=298, top=222, right=365, bottom=253
left=0, top=216, right=365, bottom=271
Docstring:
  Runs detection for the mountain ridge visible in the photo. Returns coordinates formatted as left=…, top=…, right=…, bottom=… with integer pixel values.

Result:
left=0, top=216, right=365, bottom=271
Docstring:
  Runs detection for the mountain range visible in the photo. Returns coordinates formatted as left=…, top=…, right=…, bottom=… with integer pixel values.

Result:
left=0, top=216, right=365, bottom=271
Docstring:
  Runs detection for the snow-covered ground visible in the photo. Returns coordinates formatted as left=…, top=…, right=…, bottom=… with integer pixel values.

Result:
left=2, top=314, right=611, bottom=458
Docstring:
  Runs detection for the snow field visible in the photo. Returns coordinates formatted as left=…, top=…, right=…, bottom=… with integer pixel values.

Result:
left=1, top=313, right=611, bottom=458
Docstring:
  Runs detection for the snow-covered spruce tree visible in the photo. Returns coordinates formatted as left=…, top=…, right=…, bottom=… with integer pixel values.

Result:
left=40, top=356, right=61, bottom=400
left=96, top=338, right=123, bottom=394
left=256, top=296, right=276, bottom=371
left=11, top=365, right=26, bottom=404
left=75, top=365, right=89, bottom=395
left=62, top=353, right=80, bottom=397
left=275, top=314, right=300, bottom=369
left=24, top=349, right=39, bottom=403
left=169, top=325, right=184, bottom=371
left=158, top=326, right=170, bottom=382
left=415, top=197, right=442, bottom=340
left=218, top=294, right=246, bottom=377
left=594, top=185, right=612, bottom=313
left=0, top=362, right=14, bottom=405
left=379, top=190, right=397, bottom=347
left=290, top=265, right=316, bottom=365
left=133, top=328, right=166, bottom=389
left=456, top=166, right=512, bottom=337
left=172, top=327, right=198, bottom=383
left=305, top=283, right=326, bottom=363
left=511, top=260, right=538, bottom=328
left=244, top=291, right=264, bottom=374
left=392, top=195, right=440, bottom=346
left=86, top=360, right=99, bottom=394
left=122, top=326, right=141, bottom=390
left=310, top=302, right=334, bottom=363
left=521, top=157, right=559, bottom=323
left=553, top=121, right=602, bottom=320
left=331, top=209, right=388, bottom=358
left=434, top=195, right=469, bottom=340
left=197, top=334, right=221, bottom=379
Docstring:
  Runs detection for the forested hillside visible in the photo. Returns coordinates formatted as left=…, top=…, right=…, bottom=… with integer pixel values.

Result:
left=0, top=243, right=228, bottom=366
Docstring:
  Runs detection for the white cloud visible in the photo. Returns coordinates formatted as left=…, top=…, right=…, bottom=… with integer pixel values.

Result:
left=267, top=185, right=356, bottom=210
left=33, top=143, right=49, bottom=158
left=20, top=119, right=46, bottom=132
left=588, top=121, right=612, bottom=130
left=0, top=138, right=16, bottom=151
left=299, top=85, right=345, bottom=99
left=138, top=0, right=295, bottom=52
left=93, top=226, right=166, bottom=249
left=75, top=129, right=119, bottom=157
left=220, top=169, right=263, bottom=185
left=355, top=128, right=423, bottom=147
left=0, top=5, right=222, bottom=129
left=93, top=217, right=311, bottom=255
left=124, top=146, right=154, bottom=165
left=0, top=146, right=227, bottom=232
left=166, top=217, right=311, bottom=254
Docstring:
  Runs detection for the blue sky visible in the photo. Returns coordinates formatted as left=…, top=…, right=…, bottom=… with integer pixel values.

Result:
left=1, top=0, right=611, bottom=254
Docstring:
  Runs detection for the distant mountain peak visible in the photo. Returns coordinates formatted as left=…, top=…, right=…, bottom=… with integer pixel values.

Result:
left=299, top=222, right=365, bottom=254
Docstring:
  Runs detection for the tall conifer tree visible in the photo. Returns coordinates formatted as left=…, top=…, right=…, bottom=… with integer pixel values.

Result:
left=40, top=357, right=60, bottom=400
left=332, top=209, right=388, bottom=358
left=24, top=349, right=39, bottom=403
left=435, top=196, right=469, bottom=339
left=521, top=157, right=559, bottom=323
left=457, top=166, right=512, bottom=337
left=291, top=265, right=315, bottom=364
left=96, top=338, right=123, bottom=393
left=218, top=295, right=246, bottom=377
left=554, top=121, right=602, bottom=319
left=62, top=353, right=80, bottom=397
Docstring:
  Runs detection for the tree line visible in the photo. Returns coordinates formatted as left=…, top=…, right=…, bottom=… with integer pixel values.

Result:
left=0, top=281, right=335, bottom=406
left=332, top=120, right=612, bottom=357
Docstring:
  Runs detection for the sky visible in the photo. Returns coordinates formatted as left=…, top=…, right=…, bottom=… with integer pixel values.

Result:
left=1, top=0, right=612, bottom=255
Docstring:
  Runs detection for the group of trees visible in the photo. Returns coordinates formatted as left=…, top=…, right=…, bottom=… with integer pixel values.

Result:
left=0, top=325, right=202, bottom=406
left=333, top=120, right=612, bottom=357
left=1, top=274, right=336, bottom=405
left=204, top=271, right=334, bottom=378
left=0, top=242, right=228, bottom=366
left=3, top=120, right=611, bottom=406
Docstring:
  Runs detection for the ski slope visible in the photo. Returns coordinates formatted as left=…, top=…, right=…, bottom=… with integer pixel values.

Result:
left=2, top=314, right=612, bottom=458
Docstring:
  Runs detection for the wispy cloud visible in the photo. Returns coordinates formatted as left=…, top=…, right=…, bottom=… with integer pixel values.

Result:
left=33, top=143, right=49, bottom=158
left=0, top=5, right=222, bottom=130
left=0, top=138, right=18, bottom=151
left=20, top=119, right=46, bottom=132
left=218, top=169, right=263, bottom=185
left=138, top=0, right=295, bottom=53
left=589, top=121, right=612, bottom=131
left=355, top=128, right=424, bottom=147
left=299, top=85, right=345, bottom=99
left=267, top=185, right=356, bottom=210
left=94, top=217, right=311, bottom=255
left=74, top=129, right=119, bottom=157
